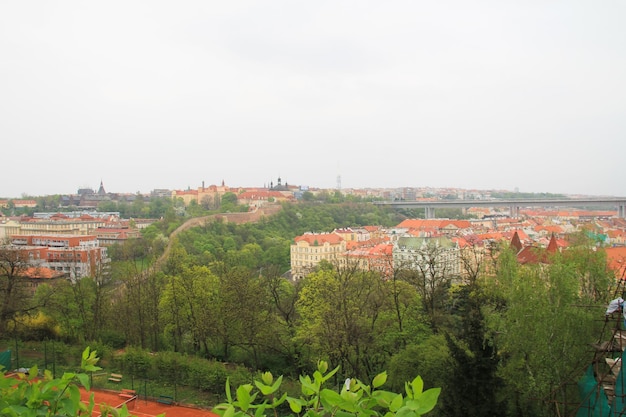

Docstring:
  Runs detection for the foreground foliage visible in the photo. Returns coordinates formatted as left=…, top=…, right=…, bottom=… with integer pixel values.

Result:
left=0, top=347, right=148, bottom=417
left=215, top=360, right=440, bottom=417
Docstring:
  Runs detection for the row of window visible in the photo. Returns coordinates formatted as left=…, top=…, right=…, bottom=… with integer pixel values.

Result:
left=292, top=254, right=339, bottom=261
left=291, top=246, right=342, bottom=253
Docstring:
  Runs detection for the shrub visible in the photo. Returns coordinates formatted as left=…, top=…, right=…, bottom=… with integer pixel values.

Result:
left=214, top=360, right=440, bottom=417
left=100, top=330, right=127, bottom=349
left=187, top=357, right=228, bottom=392
left=122, top=346, right=153, bottom=377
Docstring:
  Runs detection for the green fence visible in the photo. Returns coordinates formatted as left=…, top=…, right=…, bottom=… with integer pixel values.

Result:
left=1, top=340, right=249, bottom=409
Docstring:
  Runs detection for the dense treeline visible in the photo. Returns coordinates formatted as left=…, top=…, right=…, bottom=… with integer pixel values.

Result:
left=1, top=201, right=617, bottom=416
left=0, top=195, right=181, bottom=218
left=3, top=189, right=382, bottom=218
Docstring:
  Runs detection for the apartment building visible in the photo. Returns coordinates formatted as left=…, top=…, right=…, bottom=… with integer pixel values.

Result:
left=0, top=212, right=145, bottom=246
left=94, top=227, right=142, bottom=246
left=392, top=235, right=461, bottom=280
left=1, top=213, right=107, bottom=236
left=8, top=234, right=110, bottom=281
left=333, top=227, right=371, bottom=242
left=13, top=200, right=37, bottom=208
left=290, top=233, right=346, bottom=280
left=341, top=242, right=394, bottom=279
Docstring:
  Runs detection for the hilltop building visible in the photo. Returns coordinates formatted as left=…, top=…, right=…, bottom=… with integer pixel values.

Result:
left=171, top=178, right=297, bottom=208
left=171, top=180, right=232, bottom=208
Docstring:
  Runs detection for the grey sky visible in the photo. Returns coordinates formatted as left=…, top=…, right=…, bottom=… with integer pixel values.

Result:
left=1, top=1, right=624, bottom=198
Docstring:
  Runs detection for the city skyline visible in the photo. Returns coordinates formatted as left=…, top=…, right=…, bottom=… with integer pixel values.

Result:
left=1, top=177, right=623, bottom=200
left=1, top=1, right=625, bottom=198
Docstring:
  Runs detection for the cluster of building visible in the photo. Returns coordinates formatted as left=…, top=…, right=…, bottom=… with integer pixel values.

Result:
left=0, top=211, right=156, bottom=294
left=0, top=181, right=147, bottom=210
left=171, top=178, right=298, bottom=208
left=1, top=178, right=300, bottom=212
left=3, top=180, right=626, bottom=293
left=0, top=178, right=505, bottom=213
left=290, top=209, right=626, bottom=281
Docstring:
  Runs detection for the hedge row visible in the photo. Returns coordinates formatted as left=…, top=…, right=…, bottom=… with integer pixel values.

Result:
left=111, top=347, right=252, bottom=393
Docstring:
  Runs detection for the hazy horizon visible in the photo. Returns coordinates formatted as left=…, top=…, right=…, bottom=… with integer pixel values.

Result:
left=2, top=1, right=624, bottom=198
left=1, top=179, right=623, bottom=200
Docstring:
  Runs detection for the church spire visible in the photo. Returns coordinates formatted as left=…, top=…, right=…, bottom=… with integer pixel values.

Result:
left=97, top=180, right=106, bottom=195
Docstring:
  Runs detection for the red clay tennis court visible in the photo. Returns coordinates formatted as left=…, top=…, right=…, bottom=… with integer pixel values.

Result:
left=80, top=386, right=219, bottom=417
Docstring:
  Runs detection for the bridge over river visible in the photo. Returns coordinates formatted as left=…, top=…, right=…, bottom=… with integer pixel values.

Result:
left=374, top=197, right=626, bottom=219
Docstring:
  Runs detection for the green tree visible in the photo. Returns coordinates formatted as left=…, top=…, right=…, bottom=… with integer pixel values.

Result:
left=258, top=266, right=308, bottom=374
left=441, top=283, right=504, bottom=417
left=0, top=247, right=39, bottom=334
left=159, top=264, right=220, bottom=355
left=302, top=191, right=314, bottom=202
left=483, top=249, right=603, bottom=417
left=295, top=264, right=394, bottom=381
left=37, top=281, right=83, bottom=342
left=221, top=192, right=239, bottom=212
left=399, top=240, right=458, bottom=331
left=388, top=334, right=451, bottom=395
left=209, top=265, right=276, bottom=368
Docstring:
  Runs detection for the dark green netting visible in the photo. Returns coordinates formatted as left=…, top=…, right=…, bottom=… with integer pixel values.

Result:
left=578, top=365, right=610, bottom=417
left=0, top=350, right=11, bottom=372
left=611, top=350, right=626, bottom=417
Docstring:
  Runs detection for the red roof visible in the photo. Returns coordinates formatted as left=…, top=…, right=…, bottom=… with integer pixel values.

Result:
left=605, top=247, right=626, bottom=279
left=510, top=231, right=523, bottom=253
left=396, top=219, right=472, bottom=231
left=294, top=233, right=344, bottom=245
left=546, top=234, right=559, bottom=253
left=20, top=266, right=66, bottom=279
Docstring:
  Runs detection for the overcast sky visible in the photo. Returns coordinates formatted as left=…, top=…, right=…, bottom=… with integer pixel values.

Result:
left=1, top=1, right=624, bottom=198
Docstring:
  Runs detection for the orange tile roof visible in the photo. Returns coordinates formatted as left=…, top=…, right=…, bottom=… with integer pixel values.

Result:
left=453, top=236, right=486, bottom=248
left=294, top=233, right=344, bottom=245
left=20, top=267, right=66, bottom=279
left=535, top=225, right=563, bottom=234
left=345, top=241, right=360, bottom=250
left=605, top=247, right=626, bottom=279
left=477, top=232, right=506, bottom=241
left=396, top=219, right=472, bottom=231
